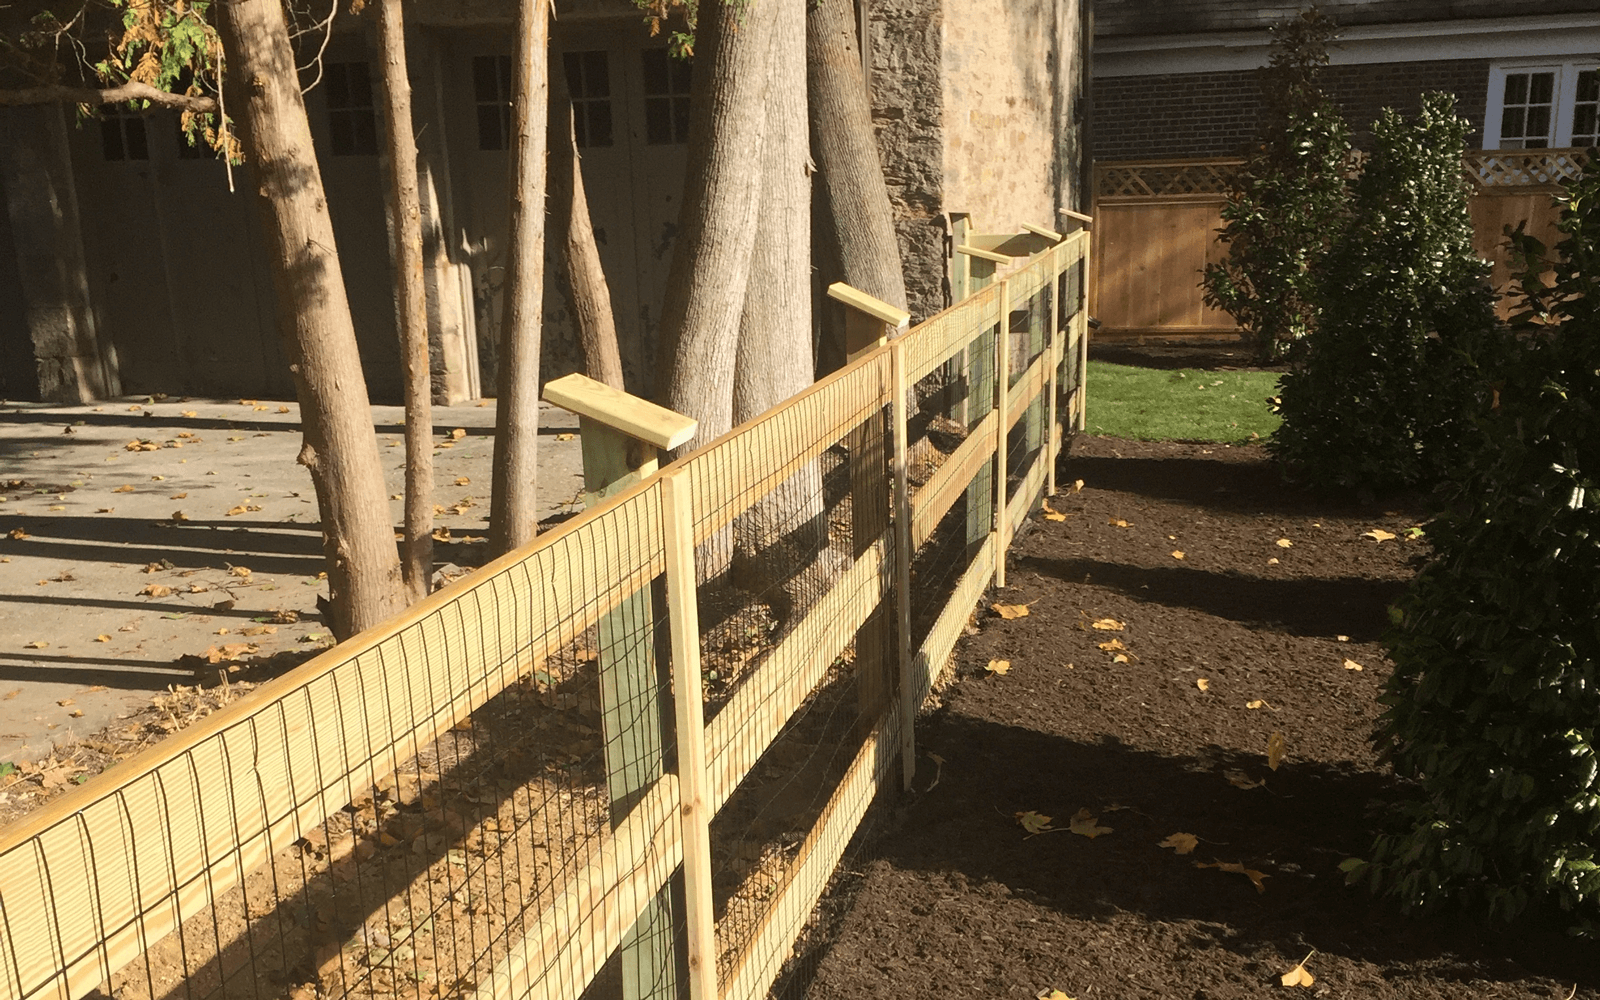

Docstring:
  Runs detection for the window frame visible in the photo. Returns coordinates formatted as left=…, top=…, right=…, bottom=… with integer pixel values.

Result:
left=1485, top=60, right=1600, bottom=150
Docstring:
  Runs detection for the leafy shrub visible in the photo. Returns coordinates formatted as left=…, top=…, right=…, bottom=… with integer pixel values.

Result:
left=1270, top=93, right=1502, bottom=492
left=1367, top=169, right=1600, bottom=933
left=1202, top=9, right=1352, bottom=362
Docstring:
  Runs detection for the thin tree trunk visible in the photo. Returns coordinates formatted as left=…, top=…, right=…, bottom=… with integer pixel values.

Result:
left=488, top=0, right=551, bottom=556
left=549, top=60, right=625, bottom=391
left=808, top=0, right=907, bottom=311
left=652, top=0, right=781, bottom=451
left=218, top=0, right=405, bottom=640
left=377, top=0, right=433, bottom=601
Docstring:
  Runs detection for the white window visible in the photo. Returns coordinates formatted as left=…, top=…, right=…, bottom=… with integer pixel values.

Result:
left=1485, top=62, right=1600, bottom=149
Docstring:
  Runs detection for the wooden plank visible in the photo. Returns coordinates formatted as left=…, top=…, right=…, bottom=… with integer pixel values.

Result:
left=0, top=478, right=668, bottom=1000
left=826, top=282, right=911, bottom=330
left=903, top=283, right=1001, bottom=385
left=910, top=535, right=996, bottom=710
left=911, top=408, right=998, bottom=550
left=718, top=710, right=901, bottom=1000
left=965, top=232, right=1057, bottom=257
left=891, top=341, right=916, bottom=792
left=1058, top=207, right=1094, bottom=226
left=472, top=775, right=684, bottom=1000
left=661, top=472, right=717, bottom=1000
left=955, top=243, right=1010, bottom=265
left=1007, top=448, right=1049, bottom=536
left=703, top=534, right=887, bottom=812
left=545, top=372, right=698, bottom=451
left=1022, top=221, right=1065, bottom=242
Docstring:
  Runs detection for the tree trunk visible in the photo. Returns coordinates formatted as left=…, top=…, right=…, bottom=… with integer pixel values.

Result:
left=731, top=0, right=830, bottom=623
left=549, top=60, right=625, bottom=391
left=218, top=0, right=405, bottom=640
left=488, top=0, right=551, bottom=556
left=376, top=0, right=433, bottom=601
left=652, top=0, right=781, bottom=451
left=808, top=0, right=907, bottom=311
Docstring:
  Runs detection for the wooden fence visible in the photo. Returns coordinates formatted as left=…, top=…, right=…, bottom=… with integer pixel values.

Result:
left=0, top=223, right=1090, bottom=1000
left=1091, top=149, right=1589, bottom=338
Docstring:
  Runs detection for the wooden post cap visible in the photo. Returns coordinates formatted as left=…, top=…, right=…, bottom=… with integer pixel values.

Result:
left=542, top=373, right=698, bottom=451
left=1020, top=221, right=1065, bottom=243
left=954, top=243, right=1012, bottom=264
left=1057, top=207, right=1094, bottom=227
left=826, top=282, right=912, bottom=330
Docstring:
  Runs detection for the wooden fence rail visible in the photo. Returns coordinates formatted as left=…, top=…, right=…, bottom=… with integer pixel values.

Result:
left=0, top=224, right=1091, bottom=1000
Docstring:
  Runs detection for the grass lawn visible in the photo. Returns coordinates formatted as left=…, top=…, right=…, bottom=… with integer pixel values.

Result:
left=1084, top=361, right=1282, bottom=443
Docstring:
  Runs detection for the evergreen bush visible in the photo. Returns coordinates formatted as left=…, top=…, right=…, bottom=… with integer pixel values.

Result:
left=1270, top=93, right=1502, bottom=492
left=1367, top=169, right=1600, bottom=933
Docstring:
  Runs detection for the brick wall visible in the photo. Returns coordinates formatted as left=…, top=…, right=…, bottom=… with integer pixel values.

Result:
left=1094, top=58, right=1492, bottom=161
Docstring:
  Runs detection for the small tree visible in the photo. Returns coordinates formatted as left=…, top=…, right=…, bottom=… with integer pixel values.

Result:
left=1202, top=7, right=1351, bottom=362
left=1365, top=171, right=1600, bottom=933
left=1271, top=92, right=1502, bottom=492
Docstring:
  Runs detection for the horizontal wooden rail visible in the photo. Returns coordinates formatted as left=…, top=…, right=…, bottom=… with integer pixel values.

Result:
left=910, top=409, right=997, bottom=550
left=1007, top=449, right=1049, bottom=534
left=1005, top=354, right=1049, bottom=435
left=911, top=535, right=997, bottom=710
left=903, top=285, right=1001, bottom=385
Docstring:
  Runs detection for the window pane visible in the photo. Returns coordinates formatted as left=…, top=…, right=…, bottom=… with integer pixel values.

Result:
left=354, top=112, right=378, bottom=154
left=1579, top=69, right=1599, bottom=103
left=645, top=96, right=671, bottom=144
left=100, top=117, right=125, bottom=160
left=1504, top=72, right=1527, bottom=105
left=584, top=51, right=609, bottom=97
left=473, top=55, right=499, bottom=103
left=588, top=101, right=613, bottom=147
left=674, top=97, right=691, bottom=142
left=1502, top=106, right=1526, bottom=139
left=670, top=57, right=692, bottom=93
left=477, top=104, right=503, bottom=150
left=329, top=110, right=354, bottom=155
left=1529, top=71, right=1554, bottom=105
left=349, top=63, right=373, bottom=107
left=1526, top=105, right=1551, bottom=140
left=573, top=107, right=588, bottom=148
left=642, top=49, right=668, bottom=95
left=1574, top=105, right=1597, bottom=139
left=326, top=63, right=351, bottom=108
left=124, top=117, right=149, bottom=160
left=563, top=52, right=584, bottom=97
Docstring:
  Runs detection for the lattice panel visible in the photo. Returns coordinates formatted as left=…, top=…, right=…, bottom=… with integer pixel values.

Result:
left=1097, top=161, right=1242, bottom=198
left=1466, top=149, right=1590, bottom=188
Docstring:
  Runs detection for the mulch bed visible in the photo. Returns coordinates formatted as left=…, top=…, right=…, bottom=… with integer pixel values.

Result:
left=804, top=435, right=1600, bottom=999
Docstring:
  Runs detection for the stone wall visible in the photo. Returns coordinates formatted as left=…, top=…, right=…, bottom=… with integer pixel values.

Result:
left=1094, top=57, right=1492, bottom=161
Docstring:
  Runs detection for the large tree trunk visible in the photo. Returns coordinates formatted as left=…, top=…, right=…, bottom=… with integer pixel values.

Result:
left=218, top=0, right=405, bottom=640
left=731, top=0, right=829, bottom=620
left=808, top=0, right=907, bottom=311
left=549, top=60, right=625, bottom=391
left=652, top=0, right=781, bottom=451
left=376, top=0, right=433, bottom=601
left=488, top=0, right=551, bottom=556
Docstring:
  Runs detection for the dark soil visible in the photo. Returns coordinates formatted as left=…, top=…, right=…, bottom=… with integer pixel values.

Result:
left=1090, top=337, right=1290, bottom=373
left=804, top=435, right=1600, bottom=1000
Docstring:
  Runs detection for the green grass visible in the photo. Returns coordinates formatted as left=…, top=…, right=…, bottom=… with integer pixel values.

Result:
left=1084, top=361, right=1283, bottom=443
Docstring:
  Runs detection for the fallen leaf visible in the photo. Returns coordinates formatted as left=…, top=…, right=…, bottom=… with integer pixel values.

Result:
left=1246, top=699, right=1268, bottom=710
left=229, top=566, right=252, bottom=578
left=1040, top=499, right=1068, bottom=522
left=992, top=602, right=1035, bottom=620
left=181, top=410, right=197, bottom=418
left=1276, top=538, right=1293, bottom=548
left=277, top=406, right=290, bottom=414
left=1096, top=638, right=1125, bottom=651
left=253, top=404, right=270, bottom=412
left=24, top=641, right=47, bottom=649
left=1, top=690, right=17, bottom=699
left=449, top=427, right=467, bottom=441
left=1158, top=832, right=1199, bottom=855
left=1195, top=860, right=1269, bottom=893
left=1068, top=807, right=1113, bottom=839
left=1362, top=529, right=1396, bottom=542
left=1280, top=950, right=1317, bottom=988
left=1267, top=730, right=1287, bottom=771
left=1336, top=634, right=1350, bottom=642
left=1196, top=678, right=1210, bottom=691
left=1071, top=479, right=1084, bottom=492
left=7, top=528, right=25, bottom=540
left=455, top=477, right=470, bottom=486
left=113, top=485, right=135, bottom=493
left=1037, top=991, right=1076, bottom=1000
left=1112, top=653, right=1129, bottom=663
left=94, top=634, right=110, bottom=643
left=225, top=504, right=261, bottom=516
left=56, top=698, right=74, bottom=707
left=1224, top=769, right=1265, bottom=790
left=1108, top=518, right=1132, bottom=528
left=1015, top=810, right=1054, bottom=835
left=169, top=492, right=187, bottom=500
left=554, top=432, right=575, bottom=442
left=1090, top=618, right=1125, bottom=631
left=48, top=505, right=64, bottom=511
left=1171, top=550, right=1186, bottom=560
left=139, top=584, right=172, bottom=598
left=985, top=659, right=1011, bottom=676
left=171, top=511, right=189, bottom=521
left=241, top=625, right=277, bottom=637
left=1343, top=658, right=1363, bottom=671
left=96, top=508, right=113, bottom=513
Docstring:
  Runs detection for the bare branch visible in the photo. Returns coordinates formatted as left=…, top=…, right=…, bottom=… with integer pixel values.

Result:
left=0, top=80, right=218, bottom=112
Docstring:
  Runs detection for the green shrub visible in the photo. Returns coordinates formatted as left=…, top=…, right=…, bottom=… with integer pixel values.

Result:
left=1202, top=8, right=1352, bottom=362
left=1270, top=93, right=1502, bottom=492
left=1367, top=170, right=1600, bottom=933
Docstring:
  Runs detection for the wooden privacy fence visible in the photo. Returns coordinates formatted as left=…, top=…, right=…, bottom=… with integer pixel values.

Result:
left=0, top=223, right=1091, bottom=1000
left=1091, top=148, right=1590, bottom=338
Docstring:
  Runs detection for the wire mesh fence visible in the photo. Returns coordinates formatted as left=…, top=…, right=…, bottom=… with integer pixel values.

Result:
left=0, top=225, right=1090, bottom=1000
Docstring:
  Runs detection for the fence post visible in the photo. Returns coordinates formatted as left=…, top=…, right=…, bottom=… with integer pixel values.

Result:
left=660, top=470, right=717, bottom=1000
left=827, top=282, right=910, bottom=739
left=890, top=339, right=915, bottom=790
left=994, top=277, right=1011, bottom=588
left=541, top=373, right=698, bottom=1000
left=1046, top=242, right=1061, bottom=496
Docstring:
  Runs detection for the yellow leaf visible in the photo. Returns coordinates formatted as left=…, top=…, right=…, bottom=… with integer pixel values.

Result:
left=7, top=528, right=26, bottom=540
left=113, top=484, right=136, bottom=493
left=241, top=625, right=277, bottom=637
left=1108, top=518, right=1132, bottom=528
left=1044, top=510, right=1068, bottom=522
left=276, top=406, right=290, bottom=414
left=24, top=641, right=48, bottom=649
left=1158, top=832, right=1199, bottom=855
left=169, top=492, right=187, bottom=500
left=1038, top=991, right=1076, bottom=1000
left=1336, top=634, right=1350, bottom=642
left=985, top=659, right=1011, bottom=676
left=94, top=634, right=110, bottom=643
left=181, top=409, right=197, bottom=418
left=1068, top=808, right=1113, bottom=839
left=1015, top=810, right=1053, bottom=835
left=1267, top=557, right=1280, bottom=565
left=1246, top=699, right=1268, bottom=710
left=139, top=584, right=172, bottom=598
left=1276, top=538, right=1293, bottom=548
left=56, top=698, right=74, bottom=707
left=1091, top=618, right=1125, bottom=631
left=1196, top=678, right=1210, bottom=691
left=992, top=602, right=1035, bottom=620
left=48, top=505, right=64, bottom=511
left=455, top=477, right=470, bottom=486
left=1196, top=860, right=1269, bottom=893
left=1280, top=951, right=1317, bottom=988
left=229, top=565, right=252, bottom=577
left=226, top=505, right=248, bottom=516
left=1224, top=769, right=1265, bottom=790
left=253, top=404, right=270, bottom=412
left=1111, top=653, right=1129, bottom=663
left=555, top=432, right=575, bottom=442
left=1362, top=529, right=1396, bottom=542
left=1172, top=550, right=1186, bottom=560
left=1343, top=658, right=1363, bottom=671
left=1071, top=479, right=1084, bottom=492
left=171, top=511, right=189, bottom=521
left=450, top=427, right=467, bottom=440
left=1267, top=730, right=1287, bottom=771
left=1097, top=638, right=1125, bottom=651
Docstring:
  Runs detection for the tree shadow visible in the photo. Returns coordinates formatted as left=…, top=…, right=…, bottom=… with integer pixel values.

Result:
left=0, top=650, right=196, bottom=687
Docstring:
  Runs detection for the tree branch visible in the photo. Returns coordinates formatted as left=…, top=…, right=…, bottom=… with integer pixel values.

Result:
left=0, top=80, right=217, bottom=112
